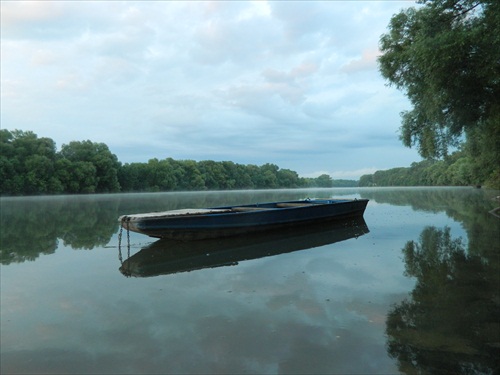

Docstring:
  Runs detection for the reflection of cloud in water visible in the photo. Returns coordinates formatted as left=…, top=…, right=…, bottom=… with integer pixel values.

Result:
left=191, top=310, right=393, bottom=374
left=3, top=318, right=393, bottom=374
left=2, top=217, right=399, bottom=374
left=2, top=263, right=399, bottom=374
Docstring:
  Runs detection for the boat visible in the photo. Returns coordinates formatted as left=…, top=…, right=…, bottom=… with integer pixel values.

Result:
left=119, top=217, right=369, bottom=277
left=118, top=198, right=369, bottom=240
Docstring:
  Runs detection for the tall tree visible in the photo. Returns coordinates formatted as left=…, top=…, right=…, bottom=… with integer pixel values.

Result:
left=378, top=0, right=500, bottom=185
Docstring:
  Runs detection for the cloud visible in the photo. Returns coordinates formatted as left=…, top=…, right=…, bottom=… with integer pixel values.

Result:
left=341, top=49, right=380, bottom=74
left=303, top=168, right=380, bottom=180
left=1, top=1, right=65, bottom=26
left=0, top=1, right=421, bottom=177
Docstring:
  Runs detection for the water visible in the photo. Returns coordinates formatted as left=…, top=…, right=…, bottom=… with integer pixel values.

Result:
left=1, top=188, right=499, bottom=374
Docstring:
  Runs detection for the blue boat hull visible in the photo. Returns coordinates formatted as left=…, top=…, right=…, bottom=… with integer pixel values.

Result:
left=120, top=199, right=369, bottom=240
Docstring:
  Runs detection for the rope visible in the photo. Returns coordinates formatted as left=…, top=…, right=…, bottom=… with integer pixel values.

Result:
left=489, top=207, right=500, bottom=219
left=118, top=224, right=123, bottom=263
left=118, top=216, right=131, bottom=264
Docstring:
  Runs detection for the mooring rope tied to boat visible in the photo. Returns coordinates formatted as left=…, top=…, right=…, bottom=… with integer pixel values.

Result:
left=118, top=216, right=131, bottom=264
left=489, top=206, right=500, bottom=219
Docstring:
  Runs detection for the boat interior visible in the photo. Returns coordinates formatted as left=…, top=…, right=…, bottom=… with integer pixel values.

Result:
left=231, top=202, right=315, bottom=212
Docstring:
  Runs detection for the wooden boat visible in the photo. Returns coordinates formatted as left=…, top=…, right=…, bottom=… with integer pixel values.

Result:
left=119, top=217, right=369, bottom=277
left=118, top=198, right=368, bottom=240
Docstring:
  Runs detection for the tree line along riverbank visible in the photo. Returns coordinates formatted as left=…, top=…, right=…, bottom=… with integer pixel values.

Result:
left=358, top=154, right=498, bottom=188
left=1, top=129, right=357, bottom=196
left=3, top=129, right=497, bottom=197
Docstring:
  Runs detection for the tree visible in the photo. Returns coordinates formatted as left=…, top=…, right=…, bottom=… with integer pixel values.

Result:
left=118, top=162, right=141, bottom=192
left=0, top=130, right=60, bottom=195
left=359, top=174, right=375, bottom=187
left=315, top=174, right=333, bottom=188
left=233, top=163, right=254, bottom=189
left=24, top=155, right=57, bottom=194
left=379, top=0, right=500, bottom=185
left=60, top=140, right=121, bottom=193
left=277, top=168, right=301, bottom=188
left=0, top=130, right=17, bottom=194
left=198, top=160, right=226, bottom=190
left=176, top=160, right=204, bottom=190
left=55, top=159, right=97, bottom=193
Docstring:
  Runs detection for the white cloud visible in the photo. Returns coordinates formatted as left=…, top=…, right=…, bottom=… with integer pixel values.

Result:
left=341, top=49, right=380, bottom=74
left=303, top=168, right=379, bottom=180
left=0, top=0, right=421, bottom=177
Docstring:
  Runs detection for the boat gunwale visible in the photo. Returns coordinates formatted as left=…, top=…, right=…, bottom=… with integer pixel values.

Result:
left=120, top=198, right=365, bottom=222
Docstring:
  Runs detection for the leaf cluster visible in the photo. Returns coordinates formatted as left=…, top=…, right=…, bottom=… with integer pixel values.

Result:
left=0, top=130, right=121, bottom=195
left=379, top=0, right=500, bottom=159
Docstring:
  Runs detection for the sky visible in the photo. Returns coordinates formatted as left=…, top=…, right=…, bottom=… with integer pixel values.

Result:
left=0, top=0, right=422, bottom=180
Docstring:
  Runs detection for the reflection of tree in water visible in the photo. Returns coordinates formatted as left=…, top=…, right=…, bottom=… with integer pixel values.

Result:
left=0, top=190, right=328, bottom=265
left=0, top=197, right=119, bottom=264
left=386, top=226, right=500, bottom=374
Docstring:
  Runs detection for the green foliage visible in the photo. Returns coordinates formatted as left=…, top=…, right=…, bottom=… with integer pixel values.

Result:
left=0, top=129, right=341, bottom=195
left=0, top=130, right=59, bottom=195
left=379, top=0, right=500, bottom=184
left=3, top=126, right=495, bottom=194
left=359, top=149, right=499, bottom=187
left=315, top=174, right=333, bottom=188
left=0, top=130, right=119, bottom=195
left=117, top=159, right=338, bottom=192
left=60, top=140, right=121, bottom=193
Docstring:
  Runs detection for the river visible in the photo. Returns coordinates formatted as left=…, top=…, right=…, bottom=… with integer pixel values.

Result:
left=1, top=187, right=499, bottom=374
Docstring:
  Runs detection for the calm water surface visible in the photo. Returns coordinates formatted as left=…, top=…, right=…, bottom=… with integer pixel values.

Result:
left=1, top=188, right=499, bottom=374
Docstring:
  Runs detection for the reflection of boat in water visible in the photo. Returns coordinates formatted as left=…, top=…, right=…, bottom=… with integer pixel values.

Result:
left=119, top=217, right=369, bottom=277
